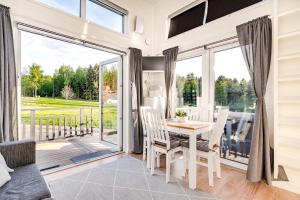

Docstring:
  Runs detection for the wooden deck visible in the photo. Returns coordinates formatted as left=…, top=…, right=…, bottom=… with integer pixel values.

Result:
left=36, top=132, right=118, bottom=171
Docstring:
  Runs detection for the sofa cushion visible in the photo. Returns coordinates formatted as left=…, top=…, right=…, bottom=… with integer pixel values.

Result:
left=0, top=164, right=11, bottom=187
left=0, top=164, right=51, bottom=200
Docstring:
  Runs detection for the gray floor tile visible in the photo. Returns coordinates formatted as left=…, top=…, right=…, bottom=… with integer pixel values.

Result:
left=117, top=158, right=145, bottom=173
left=49, top=179, right=82, bottom=200
left=115, top=171, right=148, bottom=190
left=114, top=188, right=152, bottom=200
left=97, top=160, right=118, bottom=169
left=64, top=169, right=91, bottom=182
left=152, top=192, right=189, bottom=200
left=147, top=174, right=184, bottom=194
left=87, top=167, right=116, bottom=186
left=76, top=183, right=113, bottom=200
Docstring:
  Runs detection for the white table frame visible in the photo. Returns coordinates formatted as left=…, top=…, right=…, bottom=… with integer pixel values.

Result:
left=166, top=121, right=213, bottom=190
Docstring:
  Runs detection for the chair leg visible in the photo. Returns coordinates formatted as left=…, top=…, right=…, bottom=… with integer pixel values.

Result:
left=208, top=152, right=214, bottom=187
left=157, top=153, right=160, bottom=167
left=215, top=153, right=221, bottom=178
left=143, top=139, right=147, bottom=161
left=151, top=147, right=155, bottom=175
left=166, top=153, right=171, bottom=183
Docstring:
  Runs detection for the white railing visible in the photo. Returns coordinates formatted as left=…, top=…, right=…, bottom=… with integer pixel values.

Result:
left=21, top=108, right=94, bottom=142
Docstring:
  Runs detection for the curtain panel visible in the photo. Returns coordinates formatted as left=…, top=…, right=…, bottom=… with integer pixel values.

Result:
left=129, top=47, right=143, bottom=153
left=0, top=5, right=18, bottom=143
left=236, top=16, right=272, bottom=184
left=163, top=46, right=179, bottom=119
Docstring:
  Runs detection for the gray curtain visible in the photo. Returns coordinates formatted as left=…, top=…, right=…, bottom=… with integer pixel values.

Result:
left=129, top=48, right=143, bottom=153
left=236, top=16, right=272, bottom=184
left=0, top=5, right=18, bottom=143
left=163, top=46, right=178, bottom=119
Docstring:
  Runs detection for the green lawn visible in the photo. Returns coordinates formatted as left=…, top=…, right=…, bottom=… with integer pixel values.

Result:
left=21, top=97, right=117, bottom=129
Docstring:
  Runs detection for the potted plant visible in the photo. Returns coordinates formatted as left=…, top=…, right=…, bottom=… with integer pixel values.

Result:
left=176, top=110, right=188, bottom=123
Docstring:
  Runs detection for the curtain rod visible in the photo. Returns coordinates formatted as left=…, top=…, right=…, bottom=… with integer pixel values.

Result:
left=16, top=22, right=127, bottom=55
left=178, top=35, right=238, bottom=54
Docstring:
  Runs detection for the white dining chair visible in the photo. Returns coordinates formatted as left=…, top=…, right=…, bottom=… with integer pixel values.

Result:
left=148, top=108, right=183, bottom=183
left=140, top=106, right=151, bottom=162
left=181, top=108, right=229, bottom=187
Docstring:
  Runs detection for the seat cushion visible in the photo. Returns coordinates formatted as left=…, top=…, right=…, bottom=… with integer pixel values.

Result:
left=155, top=136, right=181, bottom=149
left=170, top=132, right=202, bottom=140
left=0, top=164, right=51, bottom=200
left=181, top=140, right=210, bottom=152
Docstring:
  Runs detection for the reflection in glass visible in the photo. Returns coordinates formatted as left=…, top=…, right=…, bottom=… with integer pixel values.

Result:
left=176, top=56, right=202, bottom=107
left=87, top=0, right=124, bottom=33
left=214, top=47, right=256, bottom=165
left=39, top=0, right=80, bottom=16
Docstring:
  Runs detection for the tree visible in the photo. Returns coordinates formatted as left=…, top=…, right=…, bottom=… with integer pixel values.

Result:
left=61, top=85, right=74, bottom=100
left=70, top=67, right=87, bottom=98
left=28, top=63, right=43, bottom=97
left=53, top=65, right=74, bottom=97
left=21, top=75, right=34, bottom=96
left=85, top=65, right=97, bottom=100
left=215, top=75, right=227, bottom=106
left=183, top=73, right=197, bottom=106
left=39, top=75, right=53, bottom=97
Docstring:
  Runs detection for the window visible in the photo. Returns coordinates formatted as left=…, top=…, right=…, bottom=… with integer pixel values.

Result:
left=39, top=0, right=80, bottom=16
left=39, top=0, right=127, bottom=33
left=168, top=2, right=205, bottom=38
left=175, top=56, right=202, bottom=107
left=168, top=0, right=263, bottom=38
left=213, top=46, right=256, bottom=165
left=206, top=0, right=263, bottom=23
left=87, top=0, right=124, bottom=33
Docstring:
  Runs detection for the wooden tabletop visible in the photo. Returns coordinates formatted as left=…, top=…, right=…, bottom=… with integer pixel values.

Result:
left=166, top=120, right=212, bottom=130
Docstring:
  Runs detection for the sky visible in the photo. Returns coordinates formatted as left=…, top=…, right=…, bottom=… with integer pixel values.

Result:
left=176, top=47, right=250, bottom=81
left=21, top=31, right=118, bottom=75
left=40, top=0, right=80, bottom=16
left=40, top=0, right=123, bottom=33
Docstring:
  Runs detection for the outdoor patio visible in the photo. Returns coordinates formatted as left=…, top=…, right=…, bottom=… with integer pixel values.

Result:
left=36, top=132, right=118, bottom=171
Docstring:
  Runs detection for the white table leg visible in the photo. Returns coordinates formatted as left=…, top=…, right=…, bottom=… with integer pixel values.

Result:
left=189, top=132, right=197, bottom=190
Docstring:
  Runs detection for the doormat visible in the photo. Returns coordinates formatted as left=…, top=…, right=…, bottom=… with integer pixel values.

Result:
left=273, top=165, right=289, bottom=181
left=70, top=149, right=117, bottom=163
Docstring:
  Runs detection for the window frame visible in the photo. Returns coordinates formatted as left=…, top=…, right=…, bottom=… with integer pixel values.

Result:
left=174, top=49, right=210, bottom=120
left=209, top=41, right=255, bottom=169
left=35, top=0, right=128, bottom=34
left=86, top=0, right=126, bottom=33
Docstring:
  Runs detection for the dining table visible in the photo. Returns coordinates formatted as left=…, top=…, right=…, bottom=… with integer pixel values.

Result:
left=165, top=119, right=214, bottom=190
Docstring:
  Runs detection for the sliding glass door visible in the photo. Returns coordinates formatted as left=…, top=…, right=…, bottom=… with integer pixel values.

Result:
left=99, top=57, right=123, bottom=150
left=209, top=43, right=256, bottom=167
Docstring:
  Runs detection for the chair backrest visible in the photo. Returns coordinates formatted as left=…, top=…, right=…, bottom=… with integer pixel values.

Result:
left=176, top=107, right=206, bottom=121
left=140, top=106, right=151, bottom=137
left=147, top=108, right=171, bottom=149
left=209, top=109, right=229, bottom=149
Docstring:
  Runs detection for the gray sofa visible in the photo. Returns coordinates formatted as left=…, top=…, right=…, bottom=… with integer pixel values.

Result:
left=0, top=140, right=52, bottom=200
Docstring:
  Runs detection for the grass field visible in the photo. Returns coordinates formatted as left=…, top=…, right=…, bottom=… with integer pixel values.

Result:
left=21, top=97, right=117, bottom=129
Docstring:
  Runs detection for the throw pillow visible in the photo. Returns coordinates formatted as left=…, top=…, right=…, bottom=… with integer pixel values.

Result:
left=0, top=153, right=14, bottom=172
left=0, top=163, right=11, bottom=187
